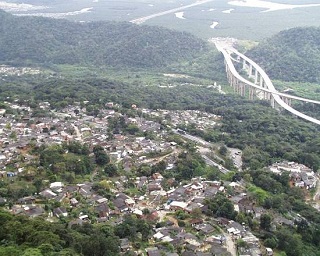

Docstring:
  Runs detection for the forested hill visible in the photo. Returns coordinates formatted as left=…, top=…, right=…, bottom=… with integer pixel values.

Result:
left=0, top=10, right=207, bottom=68
left=247, top=27, right=320, bottom=83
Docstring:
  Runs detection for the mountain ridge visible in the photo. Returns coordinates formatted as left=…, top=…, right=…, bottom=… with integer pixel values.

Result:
left=0, top=10, right=208, bottom=69
left=247, top=26, right=320, bottom=83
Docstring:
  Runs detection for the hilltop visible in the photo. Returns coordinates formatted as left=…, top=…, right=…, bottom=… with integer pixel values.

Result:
left=0, top=10, right=207, bottom=69
left=247, top=27, right=320, bottom=83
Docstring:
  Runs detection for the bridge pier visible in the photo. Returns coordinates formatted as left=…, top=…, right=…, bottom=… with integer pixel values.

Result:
left=249, top=64, right=253, bottom=78
left=231, top=73, right=236, bottom=88
left=259, top=76, right=264, bottom=87
left=248, top=87, right=254, bottom=100
left=226, top=68, right=230, bottom=81
left=265, top=92, right=271, bottom=100
left=282, top=97, right=292, bottom=107
left=239, top=82, right=245, bottom=97
left=242, top=59, right=246, bottom=69
left=254, top=69, right=259, bottom=84
left=242, top=83, right=246, bottom=97
left=271, top=97, right=275, bottom=108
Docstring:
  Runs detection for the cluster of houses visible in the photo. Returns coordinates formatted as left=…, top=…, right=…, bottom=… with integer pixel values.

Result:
left=6, top=168, right=271, bottom=255
left=121, top=176, right=267, bottom=255
left=141, top=109, right=222, bottom=131
left=0, top=100, right=225, bottom=182
left=0, top=102, right=167, bottom=175
left=1, top=101, right=311, bottom=255
left=0, top=65, right=41, bottom=77
left=269, top=161, right=318, bottom=190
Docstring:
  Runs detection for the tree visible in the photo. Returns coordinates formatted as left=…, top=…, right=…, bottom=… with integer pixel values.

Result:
left=81, top=232, right=119, bottom=256
left=104, top=163, right=117, bottom=177
left=276, top=228, right=303, bottom=256
left=33, top=179, right=43, bottom=193
left=205, top=192, right=237, bottom=220
left=38, top=243, right=54, bottom=255
left=64, top=154, right=93, bottom=175
left=219, top=145, right=228, bottom=156
left=39, top=145, right=64, bottom=168
left=27, top=231, right=62, bottom=248
left=264, top=237, right=278, bottom=249
left=93, top=146, right=110, bottom=166
left=260, top=213, right=272, bottom=231
left=0, top=246, right=21, bottom=256
left=22, top=248, right=43, bottom=256
left=125, top=124, right=140, bottom=135
left=152, top=161, right=166, bottom=173
left=95, top=151, right=109, bottom=166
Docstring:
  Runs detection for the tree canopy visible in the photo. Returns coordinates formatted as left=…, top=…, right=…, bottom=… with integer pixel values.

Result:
left=0, top=10, right=208, bottom=69
left=247, top=27, right=320, bottom=83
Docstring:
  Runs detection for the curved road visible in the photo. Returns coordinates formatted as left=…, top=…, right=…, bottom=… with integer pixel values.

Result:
left=215, top=42, right=320, bottom=125
left=230, top=47, right=320, bottom=105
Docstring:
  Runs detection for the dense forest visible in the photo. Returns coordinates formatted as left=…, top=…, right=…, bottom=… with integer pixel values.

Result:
left=247, top=27, right=320, bottom=83
left=0, top=10, right=207, bottom=69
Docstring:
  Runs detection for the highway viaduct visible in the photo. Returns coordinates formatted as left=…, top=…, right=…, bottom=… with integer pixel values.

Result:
left=215, top=42, right=320, bottom=126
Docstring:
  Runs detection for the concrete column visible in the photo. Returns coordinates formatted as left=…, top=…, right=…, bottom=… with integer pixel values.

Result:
left=228, top=70, right=232, bottom=86
left=271, top=97, right=275, bottom=108
left=233, top=78, right=237, bottom=92
left=249, top=64, right=253, bottom=77
left=254, top=69, right=258, bottom=84
left=241, top=83, right=245, bottom=96
left=251, top=88, right=254, bottom=100
left=239, top=83, right=242, bottom=96
left=242, top=59, right=246, bottom=69
left=241, top=83, right=245, bottom=97
left=249, top=87, right=255, bottom=100
left=260, top=77, right=264, bottom=88
left=237, top=82, right=240, bottom=95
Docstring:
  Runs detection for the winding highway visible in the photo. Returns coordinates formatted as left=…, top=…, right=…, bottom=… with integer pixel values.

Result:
left=215, top=41, right=320, bottom=126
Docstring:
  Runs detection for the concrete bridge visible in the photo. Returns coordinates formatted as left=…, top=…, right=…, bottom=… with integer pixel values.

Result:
left=215, top=42, right=320, bottom=125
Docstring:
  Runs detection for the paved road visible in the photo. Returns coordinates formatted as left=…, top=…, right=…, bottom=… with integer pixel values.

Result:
left=229, top=148, right=242, bottom=170
left=224, top=232, right=237, bottom=256
left=202, top=155, right=229, bottom=174
left=130, top=0, right=214, bottom=24
left=173, top=129, right=212, bottom=147
left=72, top=124, right=82, bottom=141
left=173, top=129, right=230, bottom=174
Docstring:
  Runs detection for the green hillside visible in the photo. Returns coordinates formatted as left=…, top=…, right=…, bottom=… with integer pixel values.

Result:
left=247, top=27, right=320, bottom=83
left=0, top=10, right=207, bottom=69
